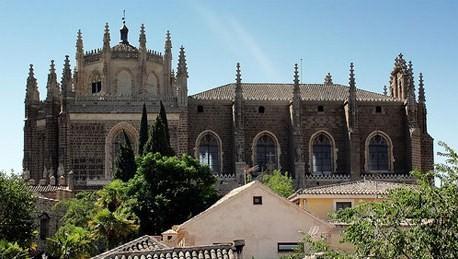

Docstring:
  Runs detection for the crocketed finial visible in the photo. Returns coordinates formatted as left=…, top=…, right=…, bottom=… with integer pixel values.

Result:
left=76, top=29, right=84, bottom=53
left=383, top=85, right=387, bottom=96
left=418, top=73, right=425, bottom=103
left=177, top=46, right=188, bottom=78
left=164, top=30, right=172, bottom=50
left=28, top=64, right=34, bottom=78
left=324, top=72, right=333, bottom=85
left=293, top=64, right=299, bottom=85
left=349, top=62, right=356, bottom=89
left=236, top=62, right=241, bottom=85
left=50, top=60, right=55, bottom=74
left=139, top=24, right=146, bottom=50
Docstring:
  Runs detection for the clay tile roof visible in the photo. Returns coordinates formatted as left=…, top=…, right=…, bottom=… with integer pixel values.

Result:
left=27, top=185, right=68, bottom=193
left=297, top=180, right=412, bottom=196
left=191, top=83, right=398, bottom=102
left=92, top=235, right=169, bottom=259
left=96, top=243, right=237, bottom=259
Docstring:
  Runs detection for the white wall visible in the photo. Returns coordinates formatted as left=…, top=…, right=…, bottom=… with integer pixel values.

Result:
left=179, top=183, right=332, bottom=259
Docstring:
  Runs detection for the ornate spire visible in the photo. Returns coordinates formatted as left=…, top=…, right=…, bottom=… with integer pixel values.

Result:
left=139, top=24, right=146, bottom=50
left=418, top=73, right=425, bottom=103
left=61, top=55, right=72, bottom=96
left=236, top=62, right=242, bottom=85
left=26, top=64, right=39, bottom=103
left=46, top=60, right=59, bottom=98
left=177, top=46, right=188, bottom=78
left=164, top=30, right=172, bottom=50
left=349, top=63, right=356, bottom=90
left=348, top=62, right=358, bottom=129
left=76, top=30, right=84, bottom=57
left=120, top=12, right=129, bottom=44
left=383, top=85, right=387, bottom=96
left=293, top=64, right=300, bottom=86
left=103, top=23, right=111, bottom=49
left=324, top=72, right=333, bottom=86
left=407, top=61, right=416, bottom=102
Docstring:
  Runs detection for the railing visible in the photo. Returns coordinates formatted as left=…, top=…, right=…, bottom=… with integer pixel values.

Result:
left=361, top=173, right=415, bottom=181
left=305, top=174, right=351, bottom=181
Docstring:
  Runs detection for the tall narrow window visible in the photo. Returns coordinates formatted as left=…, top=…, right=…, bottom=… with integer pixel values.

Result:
left=39, top=213, right=50, bottom=240
left=112, top=131, right=131, bottom=174
left=198, top=134, right=220, bottom=173
left=312, top=134, right=333, bottom=174
left=255, top=134, right=277, bottom=172
left=90, top=71, right=102, bottom=94
left=368, top=134, right=389, bottom=171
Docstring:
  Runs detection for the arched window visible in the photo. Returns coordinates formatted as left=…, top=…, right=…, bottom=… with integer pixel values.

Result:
left=39, top=213, right=50, bottom=240
left=111, top=131, right=132, bottom=174
left=198, top=134, right=220, bottom=173
left=368, top=134, right=389, bottom=171
left=90, top=71, right=102, bottom=95
left=255, top=134, right=277, bottom=172
left=311, top=134, right=333, bottom=174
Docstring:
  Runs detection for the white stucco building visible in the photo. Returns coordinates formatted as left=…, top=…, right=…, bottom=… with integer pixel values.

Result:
left=163, top=181, right=335, bottom=259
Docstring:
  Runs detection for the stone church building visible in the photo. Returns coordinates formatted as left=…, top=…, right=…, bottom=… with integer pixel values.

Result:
left=23, top=20, right=433, bottom=192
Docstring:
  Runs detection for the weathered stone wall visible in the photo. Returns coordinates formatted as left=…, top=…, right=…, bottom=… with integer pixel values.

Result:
left=188, top=101, right=234, bottom=174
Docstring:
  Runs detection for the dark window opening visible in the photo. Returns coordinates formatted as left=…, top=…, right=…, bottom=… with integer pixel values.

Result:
left=197, top=105, right=204, bottom=113
left=336, top=202, right=352, bottom=211
left=256, top=135, right=277, bottom=172
left=39, top=213, right=50, bottom=240
left=375, top=106, right=382, bottom=113
left=91, top=81, right=102, bottom=94
left=253, top=196, right=263, bottom=205
left=368, top=134, right=389, bottom=171
left=278, top=242, right=300, bottom=252
left=198, top=134, right=220, bottom=173
left=312, top=134, right=332, bottom=174
left=258, top=106, right=265, bottom=113
left=317, top=105, right=324, bottom=112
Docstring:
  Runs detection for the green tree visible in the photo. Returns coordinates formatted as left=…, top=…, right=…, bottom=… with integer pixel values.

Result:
left=50, top=180, right=138, bottom=257
left=261, top=170, right=295, bottom=198
left=47, top=224, right=95, bottom=259
left=333, top=141, right=458, bottom=258
left=0, top=171, right=36, bottom=246
left=159, top=101, right=170, bottom=144
left=129, top=153, right=218, bottom=234
left=54, top=191, right=97, bottom=229
left=113, top=130, right=137, bottom=182
left=138, top=103, right=149, bottom=155
left=144, top=102, right=175, bottom=156
left=89, top=180, right=139, bottom=250
left=0, top=240, right=28, bottom=259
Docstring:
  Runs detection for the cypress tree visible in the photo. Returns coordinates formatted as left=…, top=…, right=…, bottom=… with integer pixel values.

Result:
left=114, top=130, right=137, bottom=182
left=159, top=101, right=170, bottom=143
left=138, top=103, right=148, bottom=155
left=144, top=101, right=175, bottom=156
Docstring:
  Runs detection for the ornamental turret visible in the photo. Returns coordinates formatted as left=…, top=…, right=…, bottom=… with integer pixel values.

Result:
left=139, top=24, right=146, bottom=51
left=348, top=62, right=358, bottom=129
left=177, top=46, right=188, bottom=107
left=324, top=72, right=333, bottom=86
left=292, top=64, right=301, bottom=129
left=46, top=60, right=59, bottom=100
left=163, top=31, right=173, bottom=97
left=25, top=64, right=40, bottom=116
left=61, top=55, right=73, bottom=109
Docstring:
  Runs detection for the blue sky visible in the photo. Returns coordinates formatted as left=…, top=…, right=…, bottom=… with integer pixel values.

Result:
left=0, top=0, right=457, bottom=171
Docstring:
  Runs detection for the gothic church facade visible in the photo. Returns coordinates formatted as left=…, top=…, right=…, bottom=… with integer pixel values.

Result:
left=23, top=20, right=433, bottom=192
